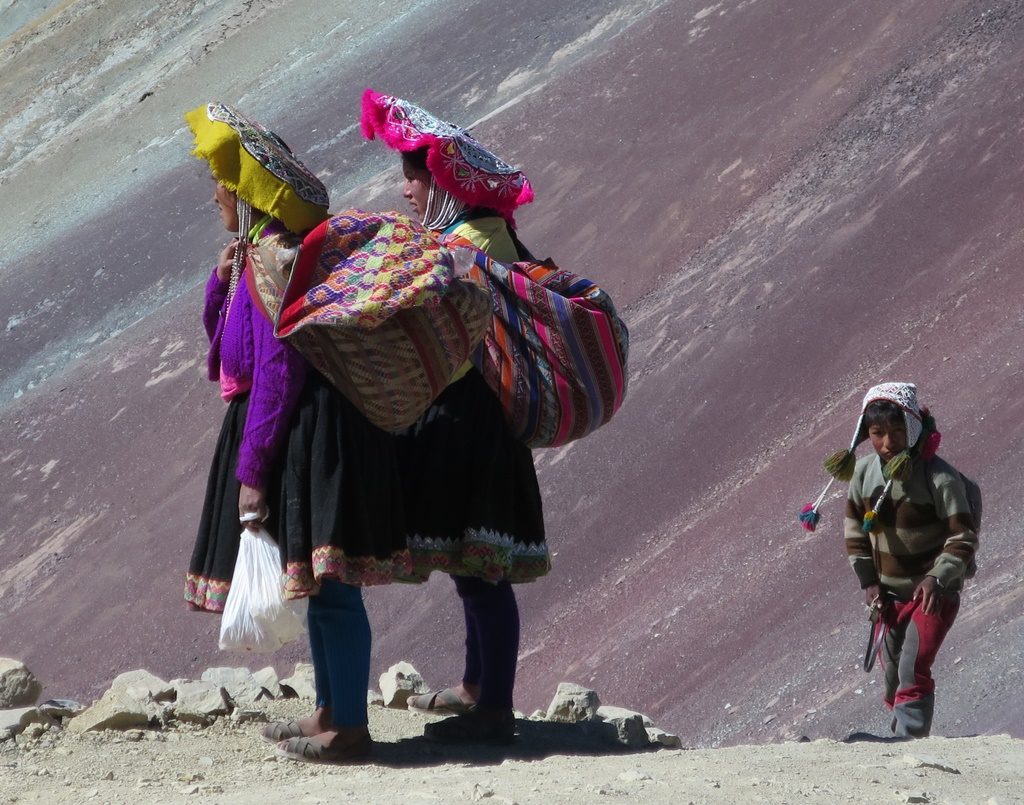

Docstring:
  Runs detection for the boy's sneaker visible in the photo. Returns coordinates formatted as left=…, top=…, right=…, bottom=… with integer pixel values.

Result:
left=423, top=706, right=516, bottom=745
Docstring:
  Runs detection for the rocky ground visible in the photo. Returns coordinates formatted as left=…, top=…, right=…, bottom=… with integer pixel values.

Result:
left=2, top=661, right=1021, bottom=805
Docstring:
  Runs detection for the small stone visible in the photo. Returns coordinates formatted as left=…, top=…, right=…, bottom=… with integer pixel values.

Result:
left=109, top=670, right=174, bottom=703
left=646, top=727, right=682, bottom=748
left=170, top=681, right=231, bottom=724
left=180, top=784, right=200, bottom=795
left=903, top=793, right=930, bottom=804
left=66, top=691, right=149, bottom=734
left=903, top=754, right=961, bottom=774
left=37, top=699, right=85, bottom=719
left=546, top=683, right=601, bottom=723
left=605, top=713, right=650, bottom=748
left=468, top=783, right=493, bottom=801
left=279, top=664, right=316, bottom=700
left=23, top=723, right=47, bottom=740
left=763, top=714, right=777, bottom=724
left=618, top=768, right=652, bottom=782
left=597, top=706, right=654, bottom=726
left=378, top=662, right=428, bottom=709
left=0, top=707, right=56, bottom=741
left=251, top=666, right=282, bottom=699
left=230, top=709, right=267, bottom=724
left=198, top=756, right=214, bottom=767
left=0, top=660, right=42, bottom=708
left=201, top=668, right=263, bottom=706
left=101, top=771, right=114, bottom=781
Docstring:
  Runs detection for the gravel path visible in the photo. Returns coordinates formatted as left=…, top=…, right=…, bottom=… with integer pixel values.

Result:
left=2, top=695, right=1022, bottom=805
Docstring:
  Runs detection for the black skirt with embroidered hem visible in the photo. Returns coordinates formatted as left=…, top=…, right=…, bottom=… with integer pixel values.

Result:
left=395, top=368, right=550, bottom=583
left=185, top=371, right=410, bottom=613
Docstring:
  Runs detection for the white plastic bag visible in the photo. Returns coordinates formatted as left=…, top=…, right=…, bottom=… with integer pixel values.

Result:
left=218, top=526, right=307, bottom=652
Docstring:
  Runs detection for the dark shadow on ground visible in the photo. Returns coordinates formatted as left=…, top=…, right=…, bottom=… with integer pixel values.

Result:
left=369, top=719, right=665, bottom=767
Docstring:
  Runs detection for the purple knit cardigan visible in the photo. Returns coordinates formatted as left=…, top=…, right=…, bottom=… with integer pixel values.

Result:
left=203, top=265, right=307, bottom=489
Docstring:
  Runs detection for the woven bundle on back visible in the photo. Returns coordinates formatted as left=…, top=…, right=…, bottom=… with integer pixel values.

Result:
left=246, top=211, right=491, bottom=431
left=448, top=242, right=629, bottom=448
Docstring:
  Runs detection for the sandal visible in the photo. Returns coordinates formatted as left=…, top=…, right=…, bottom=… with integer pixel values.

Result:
left=423, top=707, right=515, bottom=745
left=260, top=719, right=305, bottom=744
left=275, top=734, right=372, bottom=764
left=407, top=687, right=474, bottom=715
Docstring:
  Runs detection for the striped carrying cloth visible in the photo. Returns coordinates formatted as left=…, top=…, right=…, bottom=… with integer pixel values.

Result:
left=447, top=243, right=629, bottom=448
left=246, top=210, right=492, bottom=431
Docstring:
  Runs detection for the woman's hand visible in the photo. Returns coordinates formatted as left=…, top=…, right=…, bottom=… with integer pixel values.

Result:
left=863, top=583, right=882, bottom=610
left=239, top=483, right=268, bottom=529
left=216, top=239, right=239, bottom=281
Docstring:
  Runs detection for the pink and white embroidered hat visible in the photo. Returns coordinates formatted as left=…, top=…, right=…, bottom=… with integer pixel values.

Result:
left=360, top=88, right=534, bottom=224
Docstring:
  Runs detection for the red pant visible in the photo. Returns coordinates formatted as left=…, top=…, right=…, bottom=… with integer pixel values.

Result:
left=880, top=593, right=959, bottom=737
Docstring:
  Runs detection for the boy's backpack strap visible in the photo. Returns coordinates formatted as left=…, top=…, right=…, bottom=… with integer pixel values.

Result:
left=924, top=461, right=981, bottom=579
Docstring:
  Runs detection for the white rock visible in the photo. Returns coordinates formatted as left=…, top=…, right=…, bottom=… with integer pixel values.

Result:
left=546, top=683, right=601, bottom=723
left=37, top=699, right=85, bottom=719
left=201, top=667, right=265, bottom=705
left=66, top=691, right=149, bottom=733
left=0, top=707, right=55, bottom=741
left=251, top=666, right=282, bottom=698
left=280, top=663, right=317, bottom=700
left=109, top=670, right=174, bottom=703
left=646, top=727, right=683, bottom=748
left=378, top=662, right=428, bottom=709
left=0, top=659, right=42, bottom=708
left=230, top=709, right=268, bottom=724
left=171, top=680, right=231, bottom=724
left=598, top=706, right=654, bottom=726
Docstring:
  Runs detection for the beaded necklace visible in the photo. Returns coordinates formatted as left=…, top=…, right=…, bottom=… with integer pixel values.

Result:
left=223, top=202, right=272, bottom=322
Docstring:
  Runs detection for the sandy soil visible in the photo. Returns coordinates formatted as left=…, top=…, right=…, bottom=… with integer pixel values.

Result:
left=2, top=694, right=1022, bottom=805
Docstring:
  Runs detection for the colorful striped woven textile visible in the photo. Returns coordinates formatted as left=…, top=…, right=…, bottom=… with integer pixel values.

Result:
left=246, top=211, right=491, bottom=431
left=446, top=240, right=629, bottom=448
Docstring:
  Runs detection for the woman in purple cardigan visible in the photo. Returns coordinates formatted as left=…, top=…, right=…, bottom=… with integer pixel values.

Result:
left=184, top=103, right=408, bottom=763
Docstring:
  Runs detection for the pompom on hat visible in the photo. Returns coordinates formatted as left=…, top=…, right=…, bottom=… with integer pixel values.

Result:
left=185, top=102, right=330, bottom=234
left=359, top=88, right=534, bottom=226
left=798, top=382, right=942, bottom=532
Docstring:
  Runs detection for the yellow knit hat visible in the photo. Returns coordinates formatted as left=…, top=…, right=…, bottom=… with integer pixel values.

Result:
left=185, top=102, right=330, bottom=234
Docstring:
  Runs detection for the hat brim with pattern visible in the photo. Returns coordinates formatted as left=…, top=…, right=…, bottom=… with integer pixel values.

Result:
left=186, top=102, right=330, bottom=234
left=359, top=88, right=533, bottom=224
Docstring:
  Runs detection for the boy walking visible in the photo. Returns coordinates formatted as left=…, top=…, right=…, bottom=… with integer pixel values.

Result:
left=806, top=382, right=978, bottom=737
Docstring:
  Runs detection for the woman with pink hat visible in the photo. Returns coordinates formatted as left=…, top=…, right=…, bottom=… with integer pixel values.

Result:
left=362, top=89, right=551, bottom=744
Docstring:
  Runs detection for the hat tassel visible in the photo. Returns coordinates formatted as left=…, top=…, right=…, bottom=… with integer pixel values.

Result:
left=799, top=477, right=836, bottom=532
left=862, top=479, right=893, bottom=533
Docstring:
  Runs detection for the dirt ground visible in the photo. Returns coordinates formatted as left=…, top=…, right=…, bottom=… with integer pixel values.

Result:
left=2, top=694, right=1022, bottom=805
